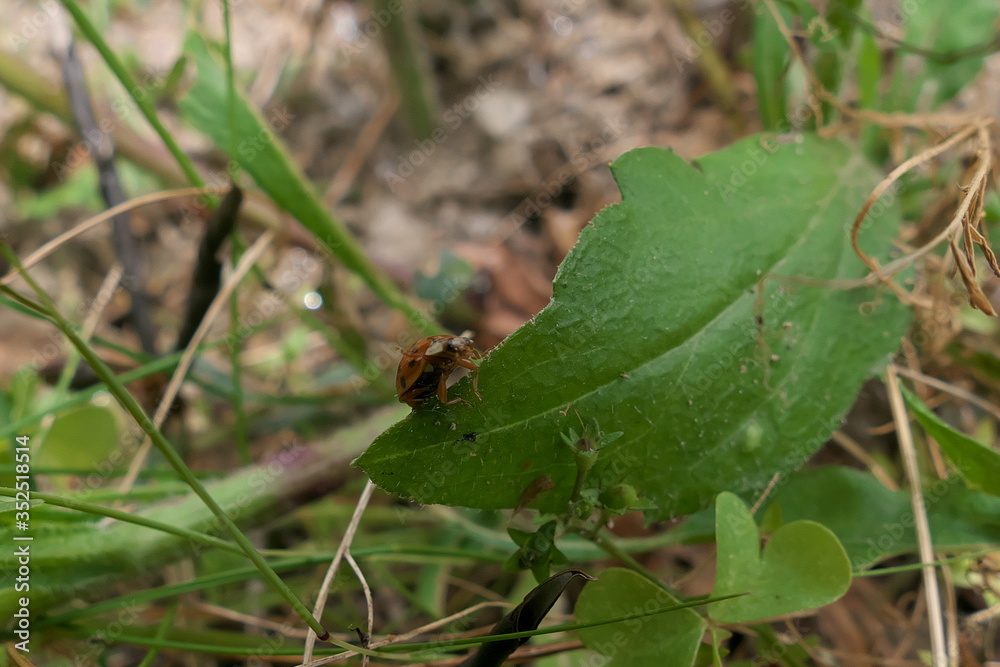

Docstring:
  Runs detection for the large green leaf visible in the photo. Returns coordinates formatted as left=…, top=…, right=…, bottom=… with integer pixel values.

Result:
left=356, top=135, right=911, bottom=520
left=39, top=404, right=118, bottom=471
left=576, top=568, right=704, bottom=667
left=709, top=492, right=850, bottom=623
left=765, top=466, right=1000, bottom=569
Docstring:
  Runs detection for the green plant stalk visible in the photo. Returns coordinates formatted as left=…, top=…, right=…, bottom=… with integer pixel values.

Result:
left=37, top=545, right=504, bottom=630
left=382, top=592, right=747, bottom=653
left=181, top=33, right=439, bottom=335
left=710, top=628, right=726, bottom=667
left=0, top=487, right=243, bottom=555
left=58, top=0, right=205, bottom=188
left=568, top=449, right=598, bottom=505
left=55, top=592, right=745, bottom=659
left=0, top=48, right=71, bottom=117
left=220, top=3, right=251, bottom=461
left=579, top=527, right=679, bottom=594
left=0, top=246, right=330, bottom=641
left=135, top=603, right=176, bottom=667
left=42, top=630, right=347, bottom=658
left=370, top=0, right=437, bottom=139
left=221, top=0, right=237, bottom=158
left=667, top=0, right=744, bottom=133
left=36, top=555, right=333, bottom=629
left=752, top=3, right=790, bottom=130
left=853, top=550, right=996, bottom=577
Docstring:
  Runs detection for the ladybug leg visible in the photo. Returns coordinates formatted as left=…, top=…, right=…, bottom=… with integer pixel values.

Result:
left=471, top=371, right=482, bottom=401
left=455, top=358, right=483, bottom=401
left=438, top=372, right=470, bottom=407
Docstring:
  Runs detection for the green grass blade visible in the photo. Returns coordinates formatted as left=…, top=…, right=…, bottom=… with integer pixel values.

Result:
left=0, top=487, right=243, bottom=555
left=58, top=0, right=204, bottom=188
left=178, top=32, right=437, bottom=334
left=0, top=243, right=329, bottom=640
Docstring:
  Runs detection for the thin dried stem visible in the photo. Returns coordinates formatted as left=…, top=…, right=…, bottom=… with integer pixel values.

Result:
left=190, top=601, right=312, bottom=638
left=323, top=90, right=400, bottom=207
left=118, top=231, right=275, bottom=494
left=893, top=365, right=1000, bottom=423
left=886, top=365, right=948, bottom=666
left=302, top=601, right=509, bottom=665
left=749, top=472, right=780, bottom=515
left=850, top=124, right=982, bottom=274
left=940, top=564, right=960, bottom=665
left=831, top=431, right=899, bottom=491
left=81, top=262, right=124, bottom=339
left=345, top=553, right=373, bottom=667
left=1, top=187, right=228, bottom=287
left=302, top=478, right=377, bottom=664
left=860, top=124, right=992, bottom=286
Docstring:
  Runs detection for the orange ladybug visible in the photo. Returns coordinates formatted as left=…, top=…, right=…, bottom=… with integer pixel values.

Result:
left=396, top=334, right=483, bottom=408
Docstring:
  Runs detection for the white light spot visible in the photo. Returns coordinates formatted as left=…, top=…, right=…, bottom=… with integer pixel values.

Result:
left=92, top=390, right=111, bottom=407
left=303, top=291, right=323, bottom=310
left=552, top=15, right=573, bottom=36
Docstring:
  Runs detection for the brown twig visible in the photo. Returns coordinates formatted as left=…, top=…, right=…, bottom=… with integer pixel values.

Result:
left=885, top=365, right=948, bottom=666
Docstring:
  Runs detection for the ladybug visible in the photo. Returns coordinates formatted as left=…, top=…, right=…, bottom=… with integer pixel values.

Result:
left=396, top=334, right=483, bottom=409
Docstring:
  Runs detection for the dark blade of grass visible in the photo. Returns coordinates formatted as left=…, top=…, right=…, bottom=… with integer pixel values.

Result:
left=175, top=185, right=242, bottom=350
left=457, top=569, right=594, bottom=667
left=59, top=35, right=156, bottom=355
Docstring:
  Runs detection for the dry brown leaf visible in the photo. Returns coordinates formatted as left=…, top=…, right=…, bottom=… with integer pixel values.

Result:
left=950, top=238, right=997, bottom=316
